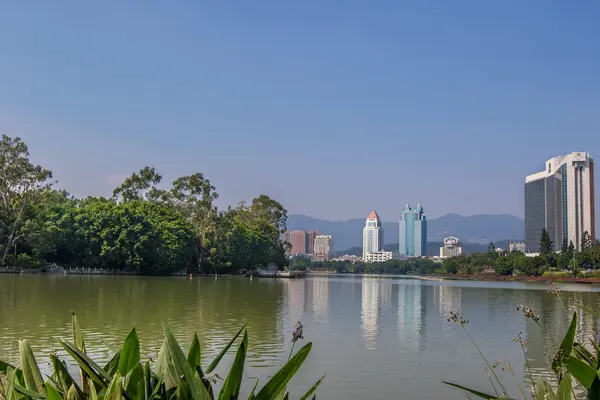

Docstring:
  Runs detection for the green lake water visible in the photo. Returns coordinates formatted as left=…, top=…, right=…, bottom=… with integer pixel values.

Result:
left=1, top=274, right=599, bottom=399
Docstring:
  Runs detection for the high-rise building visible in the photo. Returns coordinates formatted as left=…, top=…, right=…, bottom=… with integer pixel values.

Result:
left=399, top=203, right=427, bottom=257
left=439, top=237, right=462, bottom=258
left=362, top=210, right=384, bottom=260
left=525, top=152, right=595, bottom=252
left=305, top=230, right=320, bottom=255
left=313, top=234, right=333, bottom=261
left=285, top=230, right=306, bottom=255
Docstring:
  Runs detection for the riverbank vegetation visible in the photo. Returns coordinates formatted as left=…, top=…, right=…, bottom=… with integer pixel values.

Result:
left=437, top=230, right=600, bottom=277
left=0, top=135, right=289, bottom=274
left=0, top=314, right=323, bottom=400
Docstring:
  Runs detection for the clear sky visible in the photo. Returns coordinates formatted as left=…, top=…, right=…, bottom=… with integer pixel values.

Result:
left=1, top=1, right=599, bottom=224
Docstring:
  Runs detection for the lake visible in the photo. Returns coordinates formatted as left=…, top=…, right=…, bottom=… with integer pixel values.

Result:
left=1, top=274, right=599, bottom=399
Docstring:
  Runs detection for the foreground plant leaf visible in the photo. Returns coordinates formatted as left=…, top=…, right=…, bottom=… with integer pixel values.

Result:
left=187, top=333, right=202, bottom=370
left=556, top=374, right=571, bottom=400
left=59, top=339, right=112, bottom=387
left=50, top=354, right=81, bottom=396
left=256, top=342, right=313, bottom=400
left=206, top=324, right=246, bottom=374
left=105, top=372, right=123, bottom=400
left=72, top=313, right=88, bottom=393
left=300, top=374, right=325, bottom=400
left=118, top=328, right=141, bottom=375
left=19, top=339, right=46, bottom=394
left=45, top=383, right=62, bottom=400
left=218, top=330, right=248, bottom=400
left=563, top=356, right=596, bottom=388
left=443, top=382, right=498, bottom=399
left=13, top=384, right=47, bottom=399
left=163, top=325, right=211, bottom=400
left=553, top=312, right=578, bottom=371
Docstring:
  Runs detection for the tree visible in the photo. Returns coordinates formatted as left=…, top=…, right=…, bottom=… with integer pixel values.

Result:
left=113, top=166, right=166, bottom=202
left=540, top=228, right=553, bottom=255
left=581, top=231, right=592, bottom=250
left=0, top=135, right=53, bottom=266
left=488, top=242, right=496, bottom=252
left=170, top=173, right=219, bottom=270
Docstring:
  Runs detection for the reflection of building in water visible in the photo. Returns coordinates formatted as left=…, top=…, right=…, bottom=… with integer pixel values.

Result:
left=311, top=277, right=329, bottom=315
left=380, top=280, right=392, bottom=309
left=437, top=285, right=462, bottom=317
left=397, top=283, right=423, bottom=347
left=361, top=278, right=381, bottom=348
left=286, top=280, right=305, bottom=325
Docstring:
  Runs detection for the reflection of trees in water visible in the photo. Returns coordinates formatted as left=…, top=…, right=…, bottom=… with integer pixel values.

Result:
left=524, top=290, right=600, bottom=396
left=0, top=275, right=286, bottom=368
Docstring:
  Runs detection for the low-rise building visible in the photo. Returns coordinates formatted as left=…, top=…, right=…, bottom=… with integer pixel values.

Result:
left=364, top=251, right=393, bottom=263
left=509, top=241, right=526, bottom=253
left=440, top=236, right=462, bottom=258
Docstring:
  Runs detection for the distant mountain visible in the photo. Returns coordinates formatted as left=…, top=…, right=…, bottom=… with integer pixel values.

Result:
left=286, top=213, right=524, bottom=251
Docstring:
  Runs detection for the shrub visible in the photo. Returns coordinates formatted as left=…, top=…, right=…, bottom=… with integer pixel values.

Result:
left=0, top=315, right=323, bottom=400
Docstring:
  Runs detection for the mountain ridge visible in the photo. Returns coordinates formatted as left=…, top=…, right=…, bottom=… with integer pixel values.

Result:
left=287, top=213, right=525, bottom=251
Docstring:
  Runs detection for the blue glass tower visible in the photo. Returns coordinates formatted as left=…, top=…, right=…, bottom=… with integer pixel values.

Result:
left=399, top=203, right=427, bottom=257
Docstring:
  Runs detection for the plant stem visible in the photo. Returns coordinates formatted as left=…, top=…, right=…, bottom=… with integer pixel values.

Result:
left=462, top=326, right=509, bottom=396
left=287, top=342, right=296, bottom=361
left=507, top=362, right=528, bottom=400
left=519, top=340, right=537, bottom=399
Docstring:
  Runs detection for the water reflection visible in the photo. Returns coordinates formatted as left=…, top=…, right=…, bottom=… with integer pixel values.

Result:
left=361, top=278, right=381, bottom=348
left=3, top=275, right=600, bottom=399
left=396, top=282, right=424, bottom=351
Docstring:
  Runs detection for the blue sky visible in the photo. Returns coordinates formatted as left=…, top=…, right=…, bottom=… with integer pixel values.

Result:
left=1, top=1, right=599, bottom=224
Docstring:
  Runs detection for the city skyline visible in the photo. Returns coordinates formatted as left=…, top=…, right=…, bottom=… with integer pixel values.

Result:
left=1, top=3, right=599, bottom=224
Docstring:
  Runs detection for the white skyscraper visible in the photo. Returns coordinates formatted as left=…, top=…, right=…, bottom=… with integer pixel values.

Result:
left=362, top=210, right=384, bottom=260
left=525, top=152, right=595, bottom=252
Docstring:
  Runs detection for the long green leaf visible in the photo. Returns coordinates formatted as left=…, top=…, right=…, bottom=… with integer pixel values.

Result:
left=155, top=341, right=179, bottom=390
left=187, top=333, right=202, bottom=370
left=1, top=361, right=24, bottom=387
left=556, top=374, right=571, bottom=400
left=50, top=354, right=80, bottom=395
left=66, top=385, right=78, bottom=400
left=119, top=328, right=141, bottom=375
left=554, top=312, right=578, bottom=371
left=5, top=367, right=17, bottom=400
left=19, top=340, right=46, bottom=394
left=163, top=326, right=211, bottom=400
left=59, top=339, right=111, bottom=387
left=564, top=356, right=596, bottom=388
left=90, top=380, right=99, bottom=400
left=206, top=325, right=246, bottom=374
left=256, top=342, right=313, bottom=400
left=574, top=343, right=597, bottom=367
left=124, top=364, right=144, bottom=399
left=218, top=330, right=248, bottom=400
left=45, top=383, right=62, bottom=400
left=13, top=384, right=47, bottom=399
left=299, top=375, right=325, bottom=400
left=105, top=351, right=121, bottom=377
left=442, top=382, right=498, bottom=399
left=72, top=313, right=87, bottom=393
left=248, top=379, right=260, bottom=400
left=105, top=373, right=123, bottom=400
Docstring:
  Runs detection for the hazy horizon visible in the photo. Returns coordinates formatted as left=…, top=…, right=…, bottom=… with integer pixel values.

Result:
left=1, top=2, right=599, bottom=226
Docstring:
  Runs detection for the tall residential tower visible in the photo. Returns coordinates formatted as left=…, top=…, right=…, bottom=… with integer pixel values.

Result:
left=399, top=203, right=427, bottom=257
left=525, top=152, right=595, bottom=252
left=362, top=210, right=384, bottom=260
